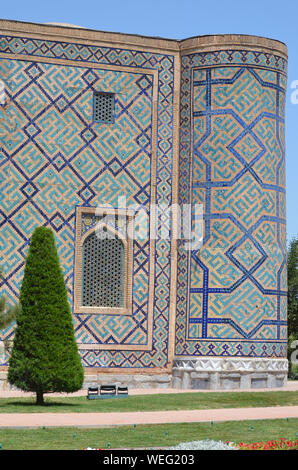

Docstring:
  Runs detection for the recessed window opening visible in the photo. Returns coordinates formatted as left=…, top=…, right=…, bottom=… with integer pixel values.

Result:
left=82, top=229, right=124, bottom=308
left=93, top=91, right=115, bottom=123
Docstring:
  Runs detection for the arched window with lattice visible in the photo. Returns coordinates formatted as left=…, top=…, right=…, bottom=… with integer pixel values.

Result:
left=82, top=228, right=124, bottom=308
left=74, top=207, right=133, bottom=315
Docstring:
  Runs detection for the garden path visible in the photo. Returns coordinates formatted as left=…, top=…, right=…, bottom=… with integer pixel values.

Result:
left=0, top=405, right=298, bottom=428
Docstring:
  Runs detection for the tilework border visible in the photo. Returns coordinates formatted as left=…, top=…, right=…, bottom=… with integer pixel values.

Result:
left=176, top=50, right=288, bottom=359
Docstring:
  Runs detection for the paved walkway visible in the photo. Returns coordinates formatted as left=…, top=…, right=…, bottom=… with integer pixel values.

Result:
left=0, top=406, right=298, bottom=428
left=0, top=382, right=297, bottom=428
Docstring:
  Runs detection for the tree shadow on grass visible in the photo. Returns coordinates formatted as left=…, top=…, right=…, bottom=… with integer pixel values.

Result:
left=0, top=400, right=82, bottom=409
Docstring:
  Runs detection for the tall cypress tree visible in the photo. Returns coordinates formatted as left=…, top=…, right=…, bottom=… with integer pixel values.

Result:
left=8, top=227, right=84, bottom=405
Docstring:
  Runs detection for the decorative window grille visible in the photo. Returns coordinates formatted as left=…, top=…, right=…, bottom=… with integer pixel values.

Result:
left=82, top=229, right=123, bottom=308
left=93, top=92, right=114, bottom=123
left=74, top=206, right=134, bottom=316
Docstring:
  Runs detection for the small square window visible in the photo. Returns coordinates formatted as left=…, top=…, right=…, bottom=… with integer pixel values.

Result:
left=93, top=92, right=115, bottom=123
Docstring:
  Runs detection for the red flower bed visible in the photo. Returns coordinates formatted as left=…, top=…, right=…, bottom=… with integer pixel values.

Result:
left=236, top=437, right=298, bottom=450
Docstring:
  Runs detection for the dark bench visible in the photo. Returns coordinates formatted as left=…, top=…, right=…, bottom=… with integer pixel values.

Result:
left=87, top=386, right=99, bottom=398
left=87, top=384, right=129, bottom=399
left=100, top=384, right=116, bottom=395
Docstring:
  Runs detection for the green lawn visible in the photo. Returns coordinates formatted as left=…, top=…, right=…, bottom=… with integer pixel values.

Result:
left=0, top=419, right=297, bottom=450
left=0, top=391, right=297, bottom=413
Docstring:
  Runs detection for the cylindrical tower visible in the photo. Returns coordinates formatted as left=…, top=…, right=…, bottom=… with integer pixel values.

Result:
left=174, top=35, right=288, bottom=389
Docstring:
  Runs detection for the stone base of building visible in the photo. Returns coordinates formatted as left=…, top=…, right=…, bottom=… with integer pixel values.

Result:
left=83, top=373, right=172, bottom=390
left=172, top=357, right=289, bottom=390
left=0, top=371, right=10, bottom=391
left=0, top=357, right=289, bottom=391
left=0, top=370, right=173, bottom=391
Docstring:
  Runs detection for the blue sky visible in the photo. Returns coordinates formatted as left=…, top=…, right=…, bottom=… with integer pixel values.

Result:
left=1, top=0, right=297, bottom=242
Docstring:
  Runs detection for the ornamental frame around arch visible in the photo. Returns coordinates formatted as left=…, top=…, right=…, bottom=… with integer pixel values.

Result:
left=74, top=206, right=134, bottom=315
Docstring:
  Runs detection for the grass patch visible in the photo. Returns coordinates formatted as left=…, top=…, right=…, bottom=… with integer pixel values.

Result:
left=0, top=391, right=297, bottom=413
left=0, top=418, right=297, bottom=450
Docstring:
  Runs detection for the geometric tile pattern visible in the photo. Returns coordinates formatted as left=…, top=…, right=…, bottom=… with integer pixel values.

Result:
left=0, top=34, right=175, bottom=369
left=0, top=32, right=288, bottom=369
left=176, top=54, right=287, bottom=358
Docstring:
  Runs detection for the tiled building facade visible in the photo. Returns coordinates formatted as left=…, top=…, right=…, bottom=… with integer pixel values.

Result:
left=0, top=20, right=288, bottom=389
